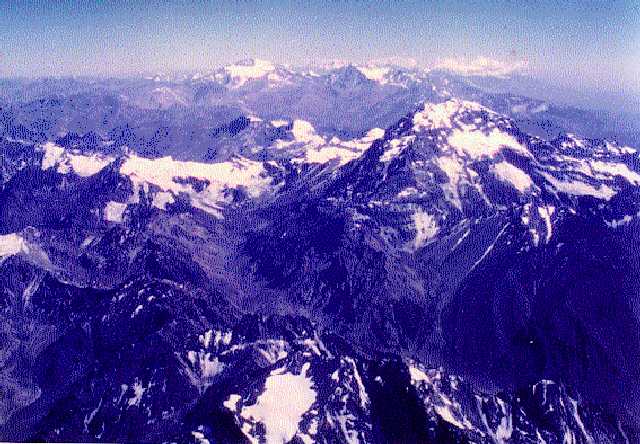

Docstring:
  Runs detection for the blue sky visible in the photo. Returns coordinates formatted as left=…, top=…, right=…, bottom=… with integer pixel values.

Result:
left=0, top=1, right=638, bottom=94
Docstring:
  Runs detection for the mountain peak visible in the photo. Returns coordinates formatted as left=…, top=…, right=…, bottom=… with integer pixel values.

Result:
left=327, top=64, right=372, bottom=88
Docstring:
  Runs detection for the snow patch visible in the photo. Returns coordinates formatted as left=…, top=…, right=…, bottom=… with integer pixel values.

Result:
left=301, top=145, right=363, bottom=165
left=104, top=201, right=127, bottom=223
left=364, top=127, right=385, bottom=140
left=291, top=120, right=325, bottom=145
left=41, top=142, right=114, bottom=176
left=605, top=212, right=638, bottom=228
left=448, top=127, right=529, bottom=160
left=357, top=66, right=390, bottom=82
left=151, top=191, right=175, bottom=210
left=397, top=187, right=418, bottom=199
left=41, top=142, right=65, bottom=170
left=224, top=394, right=241, bottom=412
left=435, top=155, right=465, bottom=209
left=286, top=123, right=384, bottom=166
left=224, top=59, right=276, bottom=87
left=127, top=378, right=151, bottom=407
left=270, top=119, right=289, bottom=128
left=409, top=366, right=431, bottom=383
left=381, top=135, right=414, bottom=162
left=494, top=398, right=513, bottom=443
left=491, top=161, right=533, bottom=192
left=0, top=233, right=29, bottom=258
left=409, top=364, right=474, bottom=431
left=541, top=172, right=616, bottom=200
left=590, top=161, right=640, bottom=185
left=184, top=350, right=226, bottom=393
left=191, top=430, right=210, bottom=444
left=68, top=153, right=113, bottom=176
left=119, top=154, right=274, bottom=217
left=434, top=404, right=471, bottom=431
left=412, top=210, right=439, bottom=249
left=232, top=363, right=316, bottom=444
left=413, top=100, right=483, bottom=131
left=537, top=206, right=555, bottom=243
left=131, top=304, right=143, bottom=317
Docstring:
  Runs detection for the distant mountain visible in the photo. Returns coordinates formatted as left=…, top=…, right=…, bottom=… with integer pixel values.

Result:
left=3, top=62, right=637, bottom=157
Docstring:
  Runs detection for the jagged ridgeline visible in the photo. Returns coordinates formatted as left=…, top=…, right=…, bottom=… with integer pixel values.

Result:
left=1, top=61, right=639, bottom=443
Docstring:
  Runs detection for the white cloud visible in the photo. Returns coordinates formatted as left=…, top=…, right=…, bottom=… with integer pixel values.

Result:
left=433, top=57, right=528, bottom=77
left=365, top=56, right=418, bottom=68
left=311, top=57, right=418, bottom=72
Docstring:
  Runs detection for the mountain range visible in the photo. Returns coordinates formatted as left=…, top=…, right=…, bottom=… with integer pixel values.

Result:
left=1, top=59, right=639, bottom=443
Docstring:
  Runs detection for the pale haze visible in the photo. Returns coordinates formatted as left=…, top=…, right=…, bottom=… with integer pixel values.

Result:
left=1, top=1, right=638, bottom=94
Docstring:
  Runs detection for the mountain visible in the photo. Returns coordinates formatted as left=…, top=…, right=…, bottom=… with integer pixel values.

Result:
left=237, top=98, right=640, bottom=430
left=0, top=65, right=639, bottom=442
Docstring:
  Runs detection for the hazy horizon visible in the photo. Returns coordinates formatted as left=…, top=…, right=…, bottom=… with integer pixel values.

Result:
left=1, top=0, right=638, bottom=112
